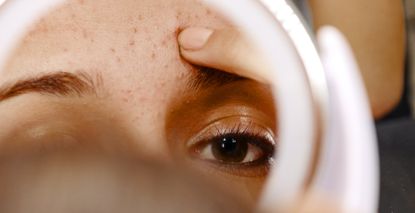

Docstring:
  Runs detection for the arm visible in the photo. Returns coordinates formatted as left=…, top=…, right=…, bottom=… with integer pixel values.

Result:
left=308, top=0, right=406, bottom=118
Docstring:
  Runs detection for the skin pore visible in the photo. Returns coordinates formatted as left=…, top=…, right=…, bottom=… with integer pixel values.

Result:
left=0, top=0, right=276, bottom=207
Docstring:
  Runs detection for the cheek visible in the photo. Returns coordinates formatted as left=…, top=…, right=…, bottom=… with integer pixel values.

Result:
left=209, top=174, right=267, bottom=205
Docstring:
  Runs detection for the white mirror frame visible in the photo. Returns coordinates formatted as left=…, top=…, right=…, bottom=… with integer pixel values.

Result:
left=204, top=0, right=329, bottom=210
left=204, top=2, right=379, bottom=213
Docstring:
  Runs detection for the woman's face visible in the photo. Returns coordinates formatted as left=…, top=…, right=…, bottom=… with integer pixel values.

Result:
left=0, top=0, right=276, bottom=204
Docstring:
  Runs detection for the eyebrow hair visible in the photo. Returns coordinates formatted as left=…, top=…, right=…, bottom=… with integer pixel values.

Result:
left=0, top=71, right=100, bottom=102
left=187, top=67, right=247, bottom=91
left=0, top=68, right=245, bottom=102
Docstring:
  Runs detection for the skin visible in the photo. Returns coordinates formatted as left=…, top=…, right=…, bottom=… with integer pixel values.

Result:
left=308, top=0, right=406, bottom=118
left=0, top=0, right=276, bottom=207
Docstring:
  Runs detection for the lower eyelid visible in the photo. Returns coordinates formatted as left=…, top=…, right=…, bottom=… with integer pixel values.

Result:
left=193, top=157, right=272, bottom=178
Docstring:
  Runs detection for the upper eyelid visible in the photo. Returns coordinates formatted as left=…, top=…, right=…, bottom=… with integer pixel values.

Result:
left=187, top=115, right=276, bottom=147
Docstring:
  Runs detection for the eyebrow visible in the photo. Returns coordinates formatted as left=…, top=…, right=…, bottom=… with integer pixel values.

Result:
left=187, top=67, right=247, bottom=91
left=0, top=68, right=246, bottom=102
left=0, top=71, right=100, bottom=102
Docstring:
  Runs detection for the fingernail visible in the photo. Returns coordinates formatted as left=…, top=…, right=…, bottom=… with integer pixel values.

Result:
left=178, top=27, right=213, bottom=50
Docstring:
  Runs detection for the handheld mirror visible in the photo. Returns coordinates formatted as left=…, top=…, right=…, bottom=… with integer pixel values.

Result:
left=0, top=0, right=379, bottom=212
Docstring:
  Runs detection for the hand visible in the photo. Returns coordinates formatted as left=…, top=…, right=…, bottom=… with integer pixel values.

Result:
left=178, top=27, right=271, bottom=83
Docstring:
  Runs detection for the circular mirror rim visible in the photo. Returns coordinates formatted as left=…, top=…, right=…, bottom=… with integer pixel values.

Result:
left=203, top=0, right=329, bottom=210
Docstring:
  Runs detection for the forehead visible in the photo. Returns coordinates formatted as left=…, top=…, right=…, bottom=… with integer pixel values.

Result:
left=1, top=0, right=230, bottom=152
left=3, top=0, right=228, bottom=85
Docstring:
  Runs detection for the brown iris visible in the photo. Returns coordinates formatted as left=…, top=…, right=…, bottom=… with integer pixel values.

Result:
left=211, top=133, right=249, bottom=163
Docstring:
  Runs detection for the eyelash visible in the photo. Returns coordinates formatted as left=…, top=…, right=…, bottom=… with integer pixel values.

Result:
left=188, top=118, right=276, bottom=177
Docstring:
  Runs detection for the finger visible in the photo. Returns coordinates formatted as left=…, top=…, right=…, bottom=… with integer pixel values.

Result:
left=178, top=27, right=270, bottom=83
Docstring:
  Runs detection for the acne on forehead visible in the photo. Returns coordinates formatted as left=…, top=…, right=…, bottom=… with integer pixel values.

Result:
left=8, top=0, right=226, bottom=80
left=4, top=0, right=229, bottom=103
left=24, top=0, right=222, bottom=50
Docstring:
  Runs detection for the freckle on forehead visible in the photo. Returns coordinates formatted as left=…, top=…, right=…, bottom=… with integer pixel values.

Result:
left=176, top=11, right=182, bottom=19
left=206, top=9, right=212, bottom=15
left=82, top=29, right=88, bottom=38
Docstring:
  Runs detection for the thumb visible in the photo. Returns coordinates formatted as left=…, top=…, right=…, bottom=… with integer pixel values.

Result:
left=178, top=27, right=271, bottom=83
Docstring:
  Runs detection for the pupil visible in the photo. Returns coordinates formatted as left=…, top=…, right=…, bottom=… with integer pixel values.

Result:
left=211, top=135, right=248, bottom=163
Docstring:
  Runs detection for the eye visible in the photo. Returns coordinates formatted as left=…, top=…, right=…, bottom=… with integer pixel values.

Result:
left=197, top=133, right=271, bottom=164
left=187, top=116, right=276, bottom=177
